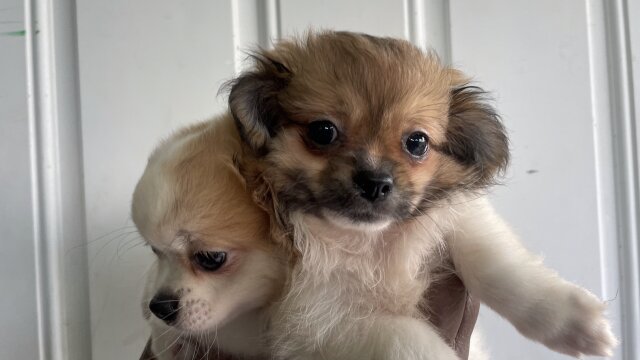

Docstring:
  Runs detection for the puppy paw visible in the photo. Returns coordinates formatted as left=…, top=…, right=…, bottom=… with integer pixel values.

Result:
left=544, top=317, right=616, bottom=358
left=538, top=286, right=617, bottom=357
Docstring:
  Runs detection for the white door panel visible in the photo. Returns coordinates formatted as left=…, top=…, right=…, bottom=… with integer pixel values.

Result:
left=449, top=2, right=607, bottom=358
left=449, top=0, right=601, bottom=287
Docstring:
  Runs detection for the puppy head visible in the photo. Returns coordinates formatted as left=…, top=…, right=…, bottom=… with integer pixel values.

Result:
left=132, top=117, right=284, bottom=335
left=229, top=31, right=508, bottom=230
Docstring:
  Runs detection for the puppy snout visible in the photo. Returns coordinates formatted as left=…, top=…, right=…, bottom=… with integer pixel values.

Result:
left=353, top=171, right=393, bottom=202
left=149, top=291, right=180, bottom=324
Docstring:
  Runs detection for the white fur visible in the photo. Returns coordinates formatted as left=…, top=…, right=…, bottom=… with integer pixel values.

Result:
left=268, top=208, right=457, bottom=360
left=448, top=196, right=616, bottom=357
left=268, top=194, right=616, bottom=359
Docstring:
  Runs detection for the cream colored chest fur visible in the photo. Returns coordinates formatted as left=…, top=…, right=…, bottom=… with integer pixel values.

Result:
left=290, top=211, right=449, bottom=317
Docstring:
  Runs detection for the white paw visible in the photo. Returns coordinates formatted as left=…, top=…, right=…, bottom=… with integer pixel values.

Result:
left=534, top=286, right=617, bottom=357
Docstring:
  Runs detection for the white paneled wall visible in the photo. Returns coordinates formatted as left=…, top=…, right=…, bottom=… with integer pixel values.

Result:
left=280, top=0, right=405, bottom=38
left=2, top=0, right=637, bottom=359
left=0, top=1, right=39, bottom=359
left=449, top=2, right=612, bottom=358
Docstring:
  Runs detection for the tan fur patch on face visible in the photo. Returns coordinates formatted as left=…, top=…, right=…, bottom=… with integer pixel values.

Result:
left=171, top=123, right=271, bottom=253
left=132, top=115, right=273, bottom=257
left=271, top=128, right=329, bottom=174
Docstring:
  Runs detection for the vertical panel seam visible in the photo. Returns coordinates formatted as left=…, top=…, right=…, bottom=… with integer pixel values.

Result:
left=600, top=0, right=639, bottom=358
left=24, top=0, right=91, bottom=358
left=230, top=0, right=242, bottom=74
left=585, top=2, right=625, bottom=360
left=403, top=0, right=451, bottom=64
left=266, top=0, right=281, bottom=46
left=24, top=0, right=49, bottom=358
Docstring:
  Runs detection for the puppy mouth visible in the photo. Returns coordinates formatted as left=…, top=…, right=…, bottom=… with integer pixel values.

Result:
left=339, top=208, right=388, bottom=223
left=321, top=208, right=394, bottom=231
left=153, top=318, right=218, bottom=336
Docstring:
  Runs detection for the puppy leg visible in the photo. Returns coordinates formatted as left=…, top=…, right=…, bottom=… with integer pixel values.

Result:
left=446, top=196, right=616, bottom=357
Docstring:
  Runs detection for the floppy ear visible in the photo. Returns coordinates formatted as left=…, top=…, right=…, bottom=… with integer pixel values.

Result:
left=442, top=85, right=509, bottom=187
left=228, top=53, right=292, bottom=153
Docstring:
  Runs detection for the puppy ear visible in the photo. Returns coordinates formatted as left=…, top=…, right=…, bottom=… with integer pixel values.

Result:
left=228, top=53, right=292, bottom=153
left=442, top=84, right=509, bottom=187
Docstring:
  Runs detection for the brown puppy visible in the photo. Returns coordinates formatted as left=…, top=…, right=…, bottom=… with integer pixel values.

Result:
left=229, top=31, right=615, bottom=359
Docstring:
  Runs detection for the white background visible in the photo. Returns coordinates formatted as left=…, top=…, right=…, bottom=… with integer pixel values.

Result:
left=1, top=0, right=639, bottom=359
left=0, top=2, right=39, bottom=359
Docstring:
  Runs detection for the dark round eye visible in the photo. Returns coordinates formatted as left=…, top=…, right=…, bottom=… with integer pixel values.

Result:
left=151, top=247, right=161, bottom=256
left=307, top=120, right=338, bottom=146
left=404, top=131, right=429, bottom=158
left=193, top=251, right=227, bottom=272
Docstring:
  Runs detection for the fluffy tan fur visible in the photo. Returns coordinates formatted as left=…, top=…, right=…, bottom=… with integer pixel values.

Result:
left=133, top=115, right=286, bottom=359
left=229, top=31, right=616, bottom=360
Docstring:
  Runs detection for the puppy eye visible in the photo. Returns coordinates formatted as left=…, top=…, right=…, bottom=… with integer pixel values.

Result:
left=307, top=120, right=338, bottom=146
left=404, top=131, right=429, bottom=158
left=193, top=251, right=227, bottom=272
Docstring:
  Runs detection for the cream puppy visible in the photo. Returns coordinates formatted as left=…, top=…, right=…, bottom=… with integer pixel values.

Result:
left=132, top=116, right=285, bottom=359
left=229, top=31, right=617, bottom=359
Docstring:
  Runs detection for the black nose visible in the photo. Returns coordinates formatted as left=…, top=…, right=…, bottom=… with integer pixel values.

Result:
left=353, top=171, right=393, bottom=202
left=149, top=292, right=180, bottom=324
